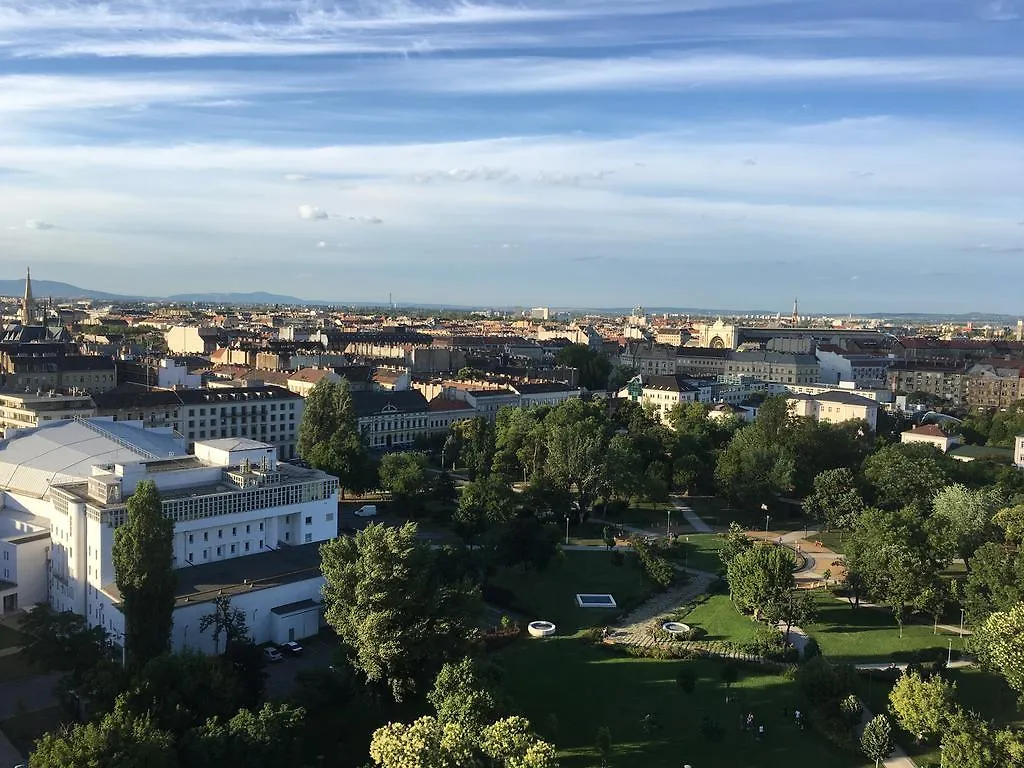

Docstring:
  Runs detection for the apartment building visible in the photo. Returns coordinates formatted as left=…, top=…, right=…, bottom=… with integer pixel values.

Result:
left=352, top=390, right=432, bottom=449
left=815, top=348, right=890, bottom=386
left=0, top=390, right=95, bottom=434
left=725, top=351, right=820, bottom=385
left=0, top=418, right=338, bottom=648
left=620, top=342, right=678, bottom=376
left=2, top=355, right=117, bottom=394
left=966, top=363, right=1024, bottom=408
left=617, top=374, right=699, bottom=424
left=93, top=385, right=304, bottom=459
left=887, top=363, right=969, bottom=406
left=787, top=391, right=878, bottom=431
left=675, top=348, right=729, bottom=377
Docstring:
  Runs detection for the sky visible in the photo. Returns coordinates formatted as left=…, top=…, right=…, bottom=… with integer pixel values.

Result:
left=0, top=0, right=1022, bottom=313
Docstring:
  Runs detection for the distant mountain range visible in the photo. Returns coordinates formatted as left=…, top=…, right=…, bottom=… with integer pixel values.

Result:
left=0, top=278, right=1019, bottom=321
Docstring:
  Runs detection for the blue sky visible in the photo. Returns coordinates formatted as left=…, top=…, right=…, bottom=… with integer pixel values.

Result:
left=0, top=0, right=1022, bottom=313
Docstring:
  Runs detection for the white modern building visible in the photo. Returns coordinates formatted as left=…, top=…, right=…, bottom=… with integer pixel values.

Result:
left=0, top=418, right=339, bottom=651
left=1016, top=434, right=1024, bottom=469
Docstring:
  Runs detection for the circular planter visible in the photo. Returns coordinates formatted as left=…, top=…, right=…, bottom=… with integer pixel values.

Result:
left=527, top=621, right=556, bottom=638
left=662, top=621, right=691, bottom=637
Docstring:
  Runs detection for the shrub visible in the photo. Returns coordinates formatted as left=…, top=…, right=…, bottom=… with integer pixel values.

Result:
left=482, top=584, right=522, bottom=612
left=808, top=704, right=859, bottom=752
left=739, top=626, right=790, bottom=661
left=802, top=637, right=821, bottom=662
left=632, top=538, right=676, bottom=589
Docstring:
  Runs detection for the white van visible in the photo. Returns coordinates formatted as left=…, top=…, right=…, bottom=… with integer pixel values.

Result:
left=354, top=504, right=378, bottom=518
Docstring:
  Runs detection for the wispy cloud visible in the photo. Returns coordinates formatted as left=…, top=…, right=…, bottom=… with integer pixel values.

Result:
left=24, top=218, right=55, bottom=230
left=979, top=0, right=1020, bottom=21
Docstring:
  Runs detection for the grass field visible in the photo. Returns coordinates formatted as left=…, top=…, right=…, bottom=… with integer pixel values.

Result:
left=488, top=549, right=656, bottom=634
left=814, top=531, right=849, bottom=554
left=499, top=637, right=864, bottom=768
left=806, top=591, right=967, bottom=665
left=675, top=593, right=762, bottom=645
left=678, top=533, right=726, bottom=574
left=0, top=705, right=67, bottom=756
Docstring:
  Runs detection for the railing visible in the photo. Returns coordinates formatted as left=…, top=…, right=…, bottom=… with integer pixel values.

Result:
left=72, top=416, right=160, bottom=459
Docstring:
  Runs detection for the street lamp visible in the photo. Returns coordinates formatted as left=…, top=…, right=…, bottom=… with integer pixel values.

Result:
left=959, top=608, right=965, bottom=638
left=564, top=514, right=570, bottom=546
left=667, top=508, right=671, bottom=538
left=947, top=638, right=953, bottom=666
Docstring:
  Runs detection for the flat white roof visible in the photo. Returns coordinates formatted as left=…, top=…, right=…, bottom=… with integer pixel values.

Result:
left=194, top=438, right=272, bottom=451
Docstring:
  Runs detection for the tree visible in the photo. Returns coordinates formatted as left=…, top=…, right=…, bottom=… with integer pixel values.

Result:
left=182, top=703, right=306, bottom=768
left=770, top=588, right=817, bottom=639
left=20, top=604, right=113, bottom=684
left=973, top=601, right=1024, bottom=698
left=112, top=479, right=175, bottom=668
left=556, top=343, right=611, bottom=390
left=455, top=475, right=516, bottom=542
left=939, top=708, right=1003, bottom=768
left=452, top=416, right=496, bottom=479
left=962, top=541, right=1024, bottom=625
left=676, top=668, right=696, bottom=694
left=726, top=545, right=796, bottom=620
left=30, top=695, right=178, bottom=768
left=297, top=378, right=372, bottom=494
left=199, top=595, right=249, bottom=655
left=802, top=467, right=866, bottom=531
left=428, top=658, right=504, bottom=730
left=862, top=442, right=953, bottom=510
left=861, top=714, right=895, bottom=768
left=720, top=662, right=738, bottom=689
left=888, top=669, right=956, bottom=743
left=718, top=521, right=753, bottom=568
left=369, top=714, right=557, bottom=768
left=544, top=402, right=609, bottom=515
left=930, top=484, right=1004, bottom=570
left=714, top=425, right=794, bottom=504
left=379, top=452, right=431, bottom=516
left=320, top=522, right=480, bottom=701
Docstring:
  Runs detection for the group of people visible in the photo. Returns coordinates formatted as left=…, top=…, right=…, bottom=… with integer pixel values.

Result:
left=743, top=708, right=804, bottom=739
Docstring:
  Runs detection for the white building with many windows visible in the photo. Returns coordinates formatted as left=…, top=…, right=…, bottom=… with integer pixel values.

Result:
left=0, top=418, right=339, bottom=650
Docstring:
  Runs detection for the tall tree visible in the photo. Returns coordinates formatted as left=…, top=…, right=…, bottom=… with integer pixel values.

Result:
left=428, top=658, right=505, bottom=730
left=726, top=545, right=796, bottom=620
left=862, top=442, right=953, bottom=510
left=199, top=595, right=249, bottom=655
left=973, top=601, right=1024, bottom=699
left=452, top=416, right=496, bottom=479
left=378, top=452, right=431, bottom=516
left=20, top=604, right=113, bottom=685
left=861, top=714, right=895, bottom=768
left=320, top=522, right=480, bottom=701
left=888, top=669, right=956, bottom=743
left=802, top=467, right=866, bottom=531
left=296, top=378, right=372, bottom=493
left=929, top=484, right=1004, bottom=570
left=112, top=479, right=175, bottom=669
left=714, top=425, right=795, bottom=505
left=556, top=343, right=611, bottom=391
left=454, top=475, right=516, bottom=542
left=544, top=402, right=609, bottom=516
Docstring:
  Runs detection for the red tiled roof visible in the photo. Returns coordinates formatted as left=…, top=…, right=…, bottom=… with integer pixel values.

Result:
left=429, top=397, right=475, bottom=412
left=904, top=424, right=948, bottom=438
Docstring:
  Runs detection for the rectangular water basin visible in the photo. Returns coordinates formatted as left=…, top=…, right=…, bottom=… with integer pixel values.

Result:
left=576, top=593, right=617, bottom=608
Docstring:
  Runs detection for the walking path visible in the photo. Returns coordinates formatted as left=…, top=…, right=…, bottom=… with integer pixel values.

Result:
left=670, top=497, right=713, bottom=533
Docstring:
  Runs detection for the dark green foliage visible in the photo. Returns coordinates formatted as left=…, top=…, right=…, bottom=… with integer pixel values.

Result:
left=296, top=377, right=373, bottom=493
left=631, top=536, right=676, bottom=589
left=112, top=479, right=175, bottom=669
left=555, top=343, right=611, bottom=390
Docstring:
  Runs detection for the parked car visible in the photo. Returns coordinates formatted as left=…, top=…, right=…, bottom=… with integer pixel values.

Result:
left=263, top=646, right=284, bottom=662
left=354, top=504, right=378, bottom=517
left=281, top=640, right=303, bottom=656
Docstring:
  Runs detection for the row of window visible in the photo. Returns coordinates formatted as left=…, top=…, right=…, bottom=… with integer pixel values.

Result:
left=187, top=403, right=297, bottom=416
left=188, top=521, right=264, bottom=544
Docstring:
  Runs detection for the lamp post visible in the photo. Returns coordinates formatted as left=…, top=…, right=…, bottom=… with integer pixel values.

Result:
left=947, top=638, right=953, bottom=666
left=765, top=514, right=771, bottom=534
left=667, top=508, right=672, bottom=538
left=959, top=608, right=965, bottom=638
left=564, top=515, right=570, bottom=546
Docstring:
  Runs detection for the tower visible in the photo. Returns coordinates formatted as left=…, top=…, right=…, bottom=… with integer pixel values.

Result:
left=21, top=267, right=33, bottom=326
left=791, top=297, right=799, bottom=326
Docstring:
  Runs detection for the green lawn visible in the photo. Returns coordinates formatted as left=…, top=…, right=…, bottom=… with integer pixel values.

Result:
left=689, top=496, right=808, bottom=533
left=499, top=638, right=864, bottom=768
left=567, top=521, right=613, bottom=547
left=676, top=593, right=762, bottom=645
left=0, top=705, right=68, bottom=757
left=814, top=531, right=849, bottom=554
left=677, top=533, right=726, bottom=574
left=806, top=591, right=967, bottom=665
left=488, top=550, right=655, bottom=634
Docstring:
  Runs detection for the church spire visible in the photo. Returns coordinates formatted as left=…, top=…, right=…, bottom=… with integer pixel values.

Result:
left=791, top=297, right=799, bottom=326
left=21, top=267, right=33, bottom=326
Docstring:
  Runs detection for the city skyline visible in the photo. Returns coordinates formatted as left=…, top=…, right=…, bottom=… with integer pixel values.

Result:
left=0, top=0, right=1022, bottom=312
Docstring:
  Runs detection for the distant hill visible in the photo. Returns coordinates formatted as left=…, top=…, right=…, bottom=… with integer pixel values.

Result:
left=164, top=291, right=323, bottom=305
left=0, top=279, right=126, bottom=301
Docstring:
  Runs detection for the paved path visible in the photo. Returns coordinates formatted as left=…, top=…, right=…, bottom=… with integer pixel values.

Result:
left=670, top=497, right=713, bottom=533
left=0, top=672, right=61, bottom=721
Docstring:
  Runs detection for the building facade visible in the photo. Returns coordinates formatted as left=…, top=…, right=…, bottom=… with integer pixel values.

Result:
left=0, top=390, right=95, bottom=434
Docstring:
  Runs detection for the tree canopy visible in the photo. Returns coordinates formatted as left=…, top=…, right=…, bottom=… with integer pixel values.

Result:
left=296, top=377, right=372, bottom=493
left=555, top=343, right=611, bottom=391
left=112, top=479, right=175, bottom=669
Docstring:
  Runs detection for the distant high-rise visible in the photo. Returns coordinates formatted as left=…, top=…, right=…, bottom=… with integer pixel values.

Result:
left=21, top=267, right=33, bottom=326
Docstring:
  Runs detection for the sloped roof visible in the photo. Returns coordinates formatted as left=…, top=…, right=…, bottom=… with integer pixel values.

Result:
left=0, top=419, right=185, bottom=498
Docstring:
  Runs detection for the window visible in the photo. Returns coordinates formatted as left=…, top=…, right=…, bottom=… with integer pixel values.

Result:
left=305, top=516, right=312, bottom=525
left=203, top=549, right=209, bottom=560
left=230, top=544, right=236, bottom=554
left=326, top=512, right=334, bottom=522
left=218, top=529, right=223, bottom=539
left=245, top=524, right=250, bottom=534
left=203, top=532, right=209, bottom=542
left=259, top=540, right=264, bottom=549
left=188, top=534, right=193, bottom=544
left=216, top=546, right=223, bottom=556
left=304, top=533, right=313, bottom=543
left=232, top=527, right=236, bottom=536
left=244, top=542, right=250, bottom=552
left=259, top=522, right=264, bottom=531
left=285, top=532, right=290, bottom=541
